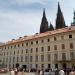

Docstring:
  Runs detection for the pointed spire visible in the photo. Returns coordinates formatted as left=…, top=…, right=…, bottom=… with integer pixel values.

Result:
left=40, top=8, right=49, bottom=33
left=71, top=11, right=75, bottom=26
left=56, top=2, right=66, bottom=29
left=49, top=22, right=54, bottom=31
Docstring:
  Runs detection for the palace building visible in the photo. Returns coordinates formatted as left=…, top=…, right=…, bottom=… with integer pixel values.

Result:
left=0, top=2, right=75, bottom=70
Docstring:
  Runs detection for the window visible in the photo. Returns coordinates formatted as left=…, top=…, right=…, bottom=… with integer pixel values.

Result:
left=47, top=39, right=50, bottom=42
left=54, top=37, right=57, bottom=41
left=36, top=64, right=38, bottom=68
left=69, top=34, right=72, bottom=38
left=26, top=49, right=28, bottom=53
left=25, top=56, right=28, bottom=62
left=61, top=36, right=64, bottom=39
left=41, top=55, right=44, bottom=62
left=22, top=43, right=24, bottom=47
left=21, top=56, right=23, bottom=62
left=36, top=41, right=38, bottom=44
left=48, top=46, right=50, bottom=51
left=41, top=40, right=44, bottom=43
left=35, top=55, right=38, bottom=62
left=47, top=54, right=51, bottom=61
left=62, top=53, right=66, bottom=60
left=30, top=56, right=33, bottom=62
left=8, top=46, right=9, bottom=49
left=41, top=47, right=44, bottom=52
left=18, top=44, right=20, bottom=47
left=36, top=48, right=38, bottom=52
left=17, top=57, right=19, bottom=62
left=14, top=45, right=16, bottom=48
left=21, top=50, right=23, bottom=54
left=30, top=48, right=33, bottom=53
left=70, top=52, right=74, bottom=60
left=26, top=43, right=28, bottom=46
left=14, top=51, right=15, bottom=55
left=13, top=57, right=15, bottom=62
left=31, top=41, right=33, bottom=45
left=9, top=57, right=11, bottom=63
left=54, top=53, right=58, bottom=60
left=54, top=45, right=57, bottom=50
left=62, top=44, right=65, bottom=49
left=11, top=46, right=12, bottom=49
left=70, top=43, right=73, bottom=49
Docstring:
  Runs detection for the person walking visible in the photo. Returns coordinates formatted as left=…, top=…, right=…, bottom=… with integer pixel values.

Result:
left=10, top=69, right=15, bottom=75
left=59, top=69, right=65, bottom=75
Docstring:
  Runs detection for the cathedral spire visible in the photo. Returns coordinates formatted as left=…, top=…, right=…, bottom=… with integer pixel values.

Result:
left=49, top=22, right=54, bottom=31
left=40, top=8, right=49, bottom=33
left=71, top=11, right=75, bottom=26
left=56, top=2, right=66, bottom=29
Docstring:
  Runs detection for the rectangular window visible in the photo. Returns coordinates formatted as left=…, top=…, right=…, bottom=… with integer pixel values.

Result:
left=62, top=53, right=66, bottom=60
left=30, top=56, right=33, bottom=62
left=69, top=34, right=72, bottom=38
left=54, top=37, right=57, bottom=41
left=70, top=43, right=73, bottom=49
left=62, top=44, right=65, bottom=49
left=30, top=48, right=33, bottom=53
left=17, top=57, right=19, bottom=62
left=13, top=57, right=15, bottom=62
left=21, top=56, right=23, bottom=62
left=41, top=47, right=44, bottom=52
left=61, top=36, right=64, bottom=40
left=54, top=45, right=57, bottom=50
left=70, top=52, right=74, bottom=60
left=26, top=49, right=28, bottom=53
left=47, top=39, right=50, bottom=42
left=36, top=41, right=38, bottom=44
left=25, top=56, right=28, bottom=62
left=54, top=53, right=58, bottom=61
left=47, top=54, right=51, bottom=61
left=36, top=48, right=38, bottom=52
left=31, top=41, right=33, bottom=45
left=41, top=55, right=44, bottom=62
left=35, top=55, right=38, bottom=62
left=48, top=46, right=50, bottom=51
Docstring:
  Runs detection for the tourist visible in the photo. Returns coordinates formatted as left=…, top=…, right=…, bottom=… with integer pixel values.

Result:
left=59, top=69, right=65, bottom=75
left=10, top=69, right=15, bottom=75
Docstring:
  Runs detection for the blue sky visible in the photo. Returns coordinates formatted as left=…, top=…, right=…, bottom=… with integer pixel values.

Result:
left=0, top=0, right=75, bottom=42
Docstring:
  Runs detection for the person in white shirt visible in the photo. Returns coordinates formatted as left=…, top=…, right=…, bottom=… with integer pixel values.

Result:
left=59, top=69, right=65, bottom=75
left=10, top=69, right=15, bottom=75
